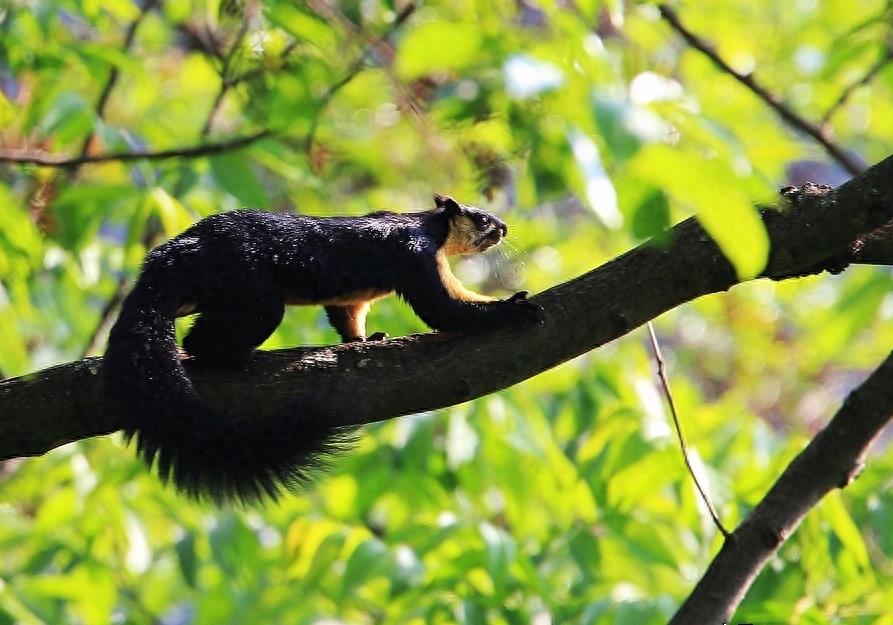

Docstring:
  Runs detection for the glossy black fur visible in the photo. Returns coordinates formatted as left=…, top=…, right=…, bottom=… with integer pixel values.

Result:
left=103, top=201, right=542, bottom=504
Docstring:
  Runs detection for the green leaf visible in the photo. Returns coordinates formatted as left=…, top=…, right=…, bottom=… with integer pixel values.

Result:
left=210, top=154, right=271, bottom=209
left=631, top=189, right=670, bottom=241
left=302, top=532, right=347, bottom=590
left=480, top=522, right=516, bottom=596
left=0, top=186, right=42, bottom=262
left=209, top=515, right=261, bottom=577
left=396, top=22, right=483, bottom=79
left=460, top=600, right=487, bottom=625
left=37, top=91, right=92, bottom=144
left=51, top=184, right=136, bottom=250
left=76, top=43, right=144, bottom=75
left=593, top=96, right=642, bottom=162
left=822, top=491, right=870, bottom=569
left=175, top=532, right=198, bottom=588
left=148, top=187, right=193, bottom=236
left=266, top=4, right=336, bottom=50
left=340, top=538, right=389, bottom=597
left=569, top=528, right=601, bottom=580
left=629, top=144, right=769, bottom=278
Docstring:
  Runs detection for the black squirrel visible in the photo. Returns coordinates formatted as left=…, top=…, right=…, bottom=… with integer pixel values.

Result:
left=103, top=194, right=543, bottom=504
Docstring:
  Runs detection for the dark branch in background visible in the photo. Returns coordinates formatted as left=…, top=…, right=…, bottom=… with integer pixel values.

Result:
left=0, top=131, right=272, bottom=167
left=1, top=153, right=891, bottom=460
left=658, top=7, right=893, bottom=619
left=77, top=0, right=160, bottom=161
left=651, top=7, right=892, bottom=543
left=0, top=3, right=416, bottom=170
left=53, top=0, right=159, bottom=356
left=820, top=43, right=893, bottom=128
left=22, top=0, right=158, bottom=246
left=658, top=4, right=865, bottom=176
left=305, top=2, right=417, bottom=154
left=81, top=276, right=129, bottom=357
left=201, top=12, right=251, bottom=137
left=647, top=322, right=730, bottom=537
left=668, top=351, right=893, bottom=625
left=82, top=11, right=254, bottom=357
left=76, top=3, right=418, bottom=356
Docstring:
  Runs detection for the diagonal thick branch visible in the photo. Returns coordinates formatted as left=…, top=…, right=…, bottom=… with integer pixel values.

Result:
left=659, top=4, right=865, bottom=176
left=668, top=349, right=893, bottom=625
left=1, top=153, right=892, bottom=462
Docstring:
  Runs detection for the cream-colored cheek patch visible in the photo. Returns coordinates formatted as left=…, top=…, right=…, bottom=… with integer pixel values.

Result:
left=442, top=216, right=478, bottom=255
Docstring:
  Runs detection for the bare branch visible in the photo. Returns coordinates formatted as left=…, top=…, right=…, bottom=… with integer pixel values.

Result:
left=668, top=350, right=893, bottom=625
left=201, top=13, right=252, bottom=137
left=821, top=44, right=893, bottom=128
left=0, top=131, right=271, bottom=168
left=0, top=3, right=416, bottom=170
left=647, top=322, right=730, bottom=537
left=305, top=2, right=417, bottom=153
left=77, top=0, right=160, bottom=160
left=658, top=4, right=866, bottom=176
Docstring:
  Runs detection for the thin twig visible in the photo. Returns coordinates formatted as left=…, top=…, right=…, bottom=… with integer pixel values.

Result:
left=201, top=14, right=251, bottom=137
left=820, top=44, right=893, bottom=128
left=305, top=2, right=417, bottom=153
left=76, top=0, right=160, bottom=161
left=77, top=5, right=418, bottom=355
left=81, top=18, right=254, bottom=357
left=227, top=37, right=299, bottom=86
left=81, top=276, right=129, bottom=358
left=647, top=321, right=730, bottom=537
left=0, top=4, right=417, bottom=169
left=658, top=4, right=865, bottom=177
left=0, top=130, right=271, bottom=167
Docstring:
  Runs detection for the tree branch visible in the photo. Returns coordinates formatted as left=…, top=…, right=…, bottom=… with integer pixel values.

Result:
left=658, top=4, right=865, bottom=176
left=201, top=11, right=251, bottom=138
left=668, top=350, right=893, bottom=625
left=305, top=2, right=417, bottom=154
left=820, top=43, right=893, bottom=128
left=0, top=3, right=417, bottom=171
left=648, top=322, right=730, bottom=537
left=77, top=0, right=159, bottom=160
left=854, top=222, right=893, bottom=265
left=2, top=153, right=892, bottom=461
left=0, top=130, right=272, bottom=168
left=79, top=11, right=258, bottom=358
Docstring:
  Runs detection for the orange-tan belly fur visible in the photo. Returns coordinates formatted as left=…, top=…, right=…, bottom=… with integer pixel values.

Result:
left=284, top=288, right=393, bottom=307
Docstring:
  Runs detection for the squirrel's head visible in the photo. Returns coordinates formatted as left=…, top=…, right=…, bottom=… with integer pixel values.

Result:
left=433, top=193, right=508, bottom=255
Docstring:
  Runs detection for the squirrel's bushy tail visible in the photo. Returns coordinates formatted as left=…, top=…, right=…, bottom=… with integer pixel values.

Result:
left=103, top=261, right=349, bottom=504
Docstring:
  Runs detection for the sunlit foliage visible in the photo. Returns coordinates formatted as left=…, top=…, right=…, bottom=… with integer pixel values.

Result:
left=1, top=1, right=892, bottom=623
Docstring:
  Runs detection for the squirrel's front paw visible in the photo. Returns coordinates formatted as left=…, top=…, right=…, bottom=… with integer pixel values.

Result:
left=502, top=291, right=545, bottom=325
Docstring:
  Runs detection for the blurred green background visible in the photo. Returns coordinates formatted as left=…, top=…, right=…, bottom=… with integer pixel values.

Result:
left=1, top=0, right=892, bottom=623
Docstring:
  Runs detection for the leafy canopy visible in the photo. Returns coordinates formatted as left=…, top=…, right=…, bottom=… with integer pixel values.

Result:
left=0, top=0, right=892, bottom=624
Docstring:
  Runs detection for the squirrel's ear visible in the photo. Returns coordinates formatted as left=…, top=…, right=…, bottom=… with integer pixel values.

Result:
left=433, top=193, right=461, bottom=215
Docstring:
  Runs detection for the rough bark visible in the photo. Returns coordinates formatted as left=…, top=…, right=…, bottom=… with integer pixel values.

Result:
left=2, top=154, right=892, bottom=462
left=668, top=351, right=893, bottom=625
